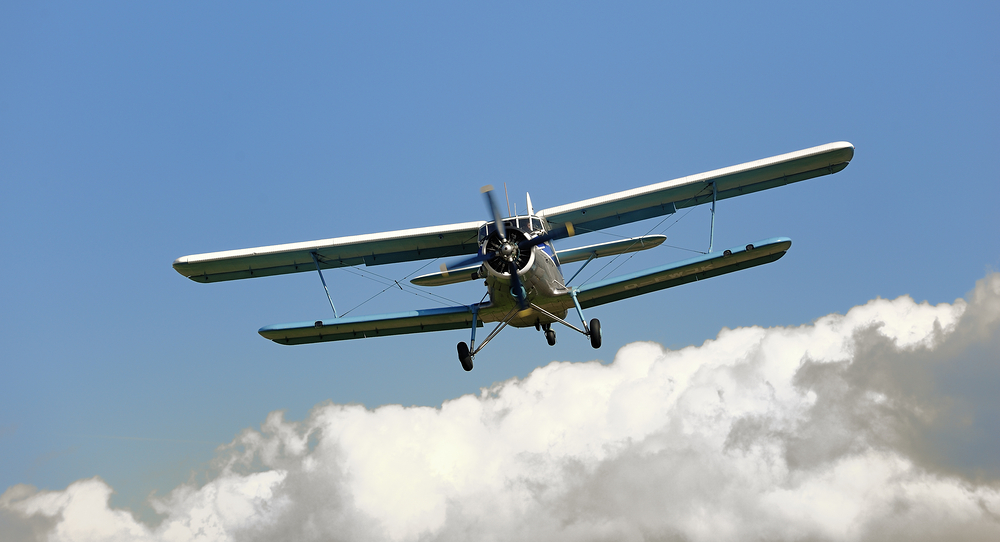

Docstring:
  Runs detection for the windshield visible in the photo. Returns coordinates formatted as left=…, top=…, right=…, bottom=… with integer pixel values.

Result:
left=478, top=217, right=544, bottom=243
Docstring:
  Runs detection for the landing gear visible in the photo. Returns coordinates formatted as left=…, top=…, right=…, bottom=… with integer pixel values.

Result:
left=457, top=342, right=473, bottom=372
left=540, top=322, right=556, bottom=346
left=456, top=304, right=522, bottom=372
left=589, top=318, right=602, bottom=349
left=459, top=296, right=603, bottom=371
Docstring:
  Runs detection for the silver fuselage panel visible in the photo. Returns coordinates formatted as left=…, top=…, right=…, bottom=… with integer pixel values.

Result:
left=480, top=218, right=569, bottom=327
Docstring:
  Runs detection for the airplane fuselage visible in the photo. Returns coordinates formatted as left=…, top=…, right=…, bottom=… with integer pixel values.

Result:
left=477, top=217, right=571, bottom=327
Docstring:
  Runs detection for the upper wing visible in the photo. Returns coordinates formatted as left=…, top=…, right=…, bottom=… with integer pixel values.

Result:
left=258, top=304, right=493, bottom=345
left=173, top=221, right=484, bottom=283
left=175, top=142, right=850, bottom=284
left=538, top=142, right=853, bottom=233
left=573, top=237, right=792, bottom=309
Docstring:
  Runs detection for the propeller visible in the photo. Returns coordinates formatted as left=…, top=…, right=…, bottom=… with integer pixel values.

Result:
left=482, top=185, right=506, bottom=241
left=439, top=186, right=578, bottom=310
left=522, top=221, right=575, bottom=248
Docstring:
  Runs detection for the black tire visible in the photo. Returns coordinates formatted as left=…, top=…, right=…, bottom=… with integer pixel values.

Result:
left=723, top=249, right=732, bottom=256
left=545, top=329, right=556, bottom=346
left=457, top=342, right=473, bottom=372
left=745, top=244, right=754, bottom=251
left=589, top=318, right=602, bottom=349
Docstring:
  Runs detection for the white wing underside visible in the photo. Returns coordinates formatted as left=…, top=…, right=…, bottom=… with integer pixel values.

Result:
left=173, top=221, right=484, bottom=283
left=536, top=141, right=853, bottom=233
left=173, top=142, right=853, bottom=283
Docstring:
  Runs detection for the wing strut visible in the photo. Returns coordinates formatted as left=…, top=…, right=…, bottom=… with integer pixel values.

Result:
left=565, top=252, right=597, bottom=286
left=310, top=252, right=339, bottom=318
left=708, top=181, right=718, bottom=254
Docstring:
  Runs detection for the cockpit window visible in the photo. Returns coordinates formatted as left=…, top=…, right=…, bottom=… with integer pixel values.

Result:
left=478, top=217, right=545, bottom=243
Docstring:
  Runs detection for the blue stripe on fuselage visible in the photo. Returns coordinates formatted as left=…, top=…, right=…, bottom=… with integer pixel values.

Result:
left=539, top=242, right=560, bottom=269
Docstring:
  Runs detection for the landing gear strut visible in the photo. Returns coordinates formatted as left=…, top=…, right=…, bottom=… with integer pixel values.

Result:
left=456, top=304, right=520, bottom=372
left=527, top=301, right=602, bottom=351
left=457, top=296, right=603, bottom=371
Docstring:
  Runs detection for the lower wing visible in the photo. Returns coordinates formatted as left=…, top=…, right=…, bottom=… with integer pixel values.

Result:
left=574, top=237, right=792, bottom=308
left=258, top=237, right=791, bottom=346
left=258, top=305, right=486, bottom=345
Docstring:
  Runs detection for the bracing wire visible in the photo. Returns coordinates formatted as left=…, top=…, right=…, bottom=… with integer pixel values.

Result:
left=575, top=184, right=713, bottom=285
left=336, top=232, right=481, bottom=317
left=592, top=206, right=705, bottom=281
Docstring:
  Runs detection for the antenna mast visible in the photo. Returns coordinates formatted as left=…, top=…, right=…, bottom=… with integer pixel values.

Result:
left=503, top=183, right=511, bottom=217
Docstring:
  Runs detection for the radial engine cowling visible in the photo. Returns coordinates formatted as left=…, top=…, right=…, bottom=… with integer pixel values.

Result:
left=482, top=228, right=534, bottom=279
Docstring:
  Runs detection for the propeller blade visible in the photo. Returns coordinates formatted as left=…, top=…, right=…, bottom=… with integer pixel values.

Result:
left=440, top=185, right=507, bottom=275
left=509, top=265, right=528, bottom=310
left=481, top=185, right=507, bottom=240
left=518, top=221, right=576, bottom=250
left=440, top=250, right=496, bottom=275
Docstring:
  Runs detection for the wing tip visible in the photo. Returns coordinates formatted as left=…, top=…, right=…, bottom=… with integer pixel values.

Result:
left=827, top=140, right=855, bottom=163
left=172, top=257, right=214, bottom=282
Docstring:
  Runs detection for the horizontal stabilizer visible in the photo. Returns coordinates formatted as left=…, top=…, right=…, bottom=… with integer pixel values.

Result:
left=410, top=263, right=483, bottom=287
left=556, top=235, right=666, bottom=264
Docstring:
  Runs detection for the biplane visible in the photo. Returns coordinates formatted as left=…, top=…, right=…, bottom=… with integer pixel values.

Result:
left=173, top=142, right=854, bottom=371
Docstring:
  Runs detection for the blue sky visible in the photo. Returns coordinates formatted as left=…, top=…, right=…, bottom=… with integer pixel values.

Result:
left=2, top=0, right=998, bottom=529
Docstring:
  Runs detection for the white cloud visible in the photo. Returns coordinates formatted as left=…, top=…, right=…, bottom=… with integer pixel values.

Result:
left=4, top=273, right=999, bottom=542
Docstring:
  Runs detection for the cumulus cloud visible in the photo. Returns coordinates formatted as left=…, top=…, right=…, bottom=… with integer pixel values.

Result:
left=4, top=273, right=1000, bottom=541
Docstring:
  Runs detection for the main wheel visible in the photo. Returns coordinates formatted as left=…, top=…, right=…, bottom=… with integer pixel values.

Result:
left=545, top=329, right=556, bottom=346
left=589, top=319, right=602, bottom=349
left=457, top=342, right=473, bottom=372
